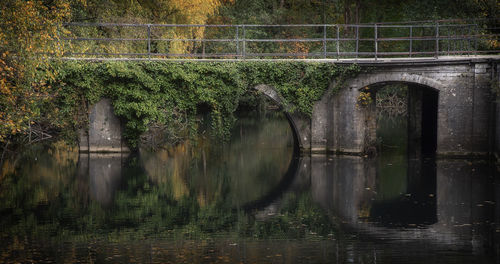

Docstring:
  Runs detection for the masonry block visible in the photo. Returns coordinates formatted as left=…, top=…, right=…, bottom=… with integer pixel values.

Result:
left=81, top=98, right=129, bottom=152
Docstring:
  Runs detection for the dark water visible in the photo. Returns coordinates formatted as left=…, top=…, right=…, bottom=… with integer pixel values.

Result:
left=0, top=111, right=499, bottom=263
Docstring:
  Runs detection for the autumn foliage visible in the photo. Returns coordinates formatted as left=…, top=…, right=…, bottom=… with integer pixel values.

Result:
left=0, top=0, right=230, bottom=146
left=0, top=0, right=71, bottom=143
left=0, top=0, right=497, bottom=148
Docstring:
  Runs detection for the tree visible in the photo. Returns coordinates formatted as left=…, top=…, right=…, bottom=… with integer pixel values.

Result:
left=0, top=0, right=71, bottom=147
left=68, top=0, right=226, bottom=55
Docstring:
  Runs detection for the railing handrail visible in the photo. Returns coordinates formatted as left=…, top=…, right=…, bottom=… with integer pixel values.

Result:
left=58, top=19, right=500, bottom=60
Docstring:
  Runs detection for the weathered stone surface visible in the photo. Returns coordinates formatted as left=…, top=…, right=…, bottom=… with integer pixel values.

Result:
left=331, top=86, right=370, bottom=154
left=79, top=58, right=499, bottom=157
left=496, top=65, right=500, bottom=162
left=88, top=153, right=127, bottom=206
left=82, top=98, right=129, bottom=152
left=326, top=59, right=499, bottom=156
left=311, top=92, right=330, bottom=153
left=496, top=100, right=500, bottom=162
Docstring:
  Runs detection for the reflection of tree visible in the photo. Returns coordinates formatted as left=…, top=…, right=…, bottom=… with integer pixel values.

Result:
left=0, top=120, right=337, bottom=263
left=242, top=192, right=337, bottom=239
left=0, top=142, right=80, bottom=211
left=141, top=143, right=191, bottom=200
left=141, top=111, right=294, bottom=207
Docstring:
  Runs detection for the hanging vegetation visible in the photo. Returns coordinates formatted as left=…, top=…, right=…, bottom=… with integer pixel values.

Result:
left=45, top=61, right=360, bottom=148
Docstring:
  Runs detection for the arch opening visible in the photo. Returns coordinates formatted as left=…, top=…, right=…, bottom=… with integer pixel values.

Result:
left=363, top=81, right=439, bottom=157
left=233, top=88, right=302, bottom=210
left=250, top=85, right=301, bottom=155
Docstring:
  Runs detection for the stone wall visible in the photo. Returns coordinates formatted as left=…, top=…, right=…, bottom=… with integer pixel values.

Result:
left=79, top=58, right=500, bottom=156
left=80, top=98, right=129, bottom=152
left=313, top=58, right=499, bottom=157
left=496, top=63, right=500, bottom=162
left=496, top=100, right=500, bottom=162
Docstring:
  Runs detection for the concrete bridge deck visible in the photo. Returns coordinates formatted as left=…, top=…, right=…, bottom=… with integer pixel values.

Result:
left=61, top=55, right=500, bottom=63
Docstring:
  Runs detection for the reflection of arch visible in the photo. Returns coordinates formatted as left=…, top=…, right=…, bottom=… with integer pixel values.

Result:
left=241, top=153, right=302, bottom=211
left=310, top=155, right=494, bottom=252
left=253, top=84, right=303, bottom=152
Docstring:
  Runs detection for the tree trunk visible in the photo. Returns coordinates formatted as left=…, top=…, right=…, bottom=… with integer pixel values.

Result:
left=355, top=0, right=361, bottom=23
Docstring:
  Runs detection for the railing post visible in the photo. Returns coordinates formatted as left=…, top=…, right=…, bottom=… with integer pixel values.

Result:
left=435, top=22, right=439, bottom=59
left=147, top=24, right=151, bottom=59
left=474, top=22, right=478, bottom=55
left=236, top=26, right=240, bottom=57
left=355, top=25, right=359, bottom=58
left=374, top=24, right=378, bottom=60
left=242, top=25, right=246, bottom=59
left=467, top=25, right=472, bottom=56
left=409, top=25, right=413, bottom=58
left=459, top=26, right=464, bottom=55
left=336, top=25, right=340, bottom=60
left=462, top=25, right=466, bottom=55
left=446, top=25, right=453, bottom=56
left=323, top=25, right=327, bottom=58
left=202, top=38, right=206, bottom=58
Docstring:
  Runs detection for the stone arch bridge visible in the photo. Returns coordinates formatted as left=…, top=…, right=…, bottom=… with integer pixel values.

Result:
left=82, top=56, right=500, bottom=158
left=255, top=56, right=500, bottom=157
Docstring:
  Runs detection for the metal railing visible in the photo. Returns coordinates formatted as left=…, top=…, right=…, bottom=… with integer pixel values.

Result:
left=61, top=19, right=500, bottom=60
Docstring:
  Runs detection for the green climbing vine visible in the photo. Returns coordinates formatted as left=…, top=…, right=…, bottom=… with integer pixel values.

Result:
left=47, top=61, right=360, bottom=148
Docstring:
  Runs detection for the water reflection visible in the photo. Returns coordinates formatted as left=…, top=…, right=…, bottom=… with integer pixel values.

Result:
left=138, top=111, right=295, bottom=207
left=307, top=154, right=499, bottom=263
left=0, top=111, right=498, bottom=263
left=80, top=153, right=127, bottom=206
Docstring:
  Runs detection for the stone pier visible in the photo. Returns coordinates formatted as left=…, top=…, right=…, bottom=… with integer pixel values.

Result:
left=79, top=98, right=129, bottom=153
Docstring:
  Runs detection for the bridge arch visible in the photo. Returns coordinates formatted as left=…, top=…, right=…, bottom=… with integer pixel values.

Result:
left=312, top=71, right=447, bottom=155
left=344, top=71, right=446, bottom=92
left=253, top=84, right=308, bottom=152
left=343, top=72, right=443, bottom=156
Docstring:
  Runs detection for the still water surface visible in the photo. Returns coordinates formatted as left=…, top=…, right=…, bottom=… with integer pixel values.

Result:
left=0, top=111, right=499, bottom=263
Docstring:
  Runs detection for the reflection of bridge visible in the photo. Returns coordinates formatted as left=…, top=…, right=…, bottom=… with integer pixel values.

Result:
left=254, top=155, right=500, bottom=254
left=311, top=156, right=499, bottom=253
